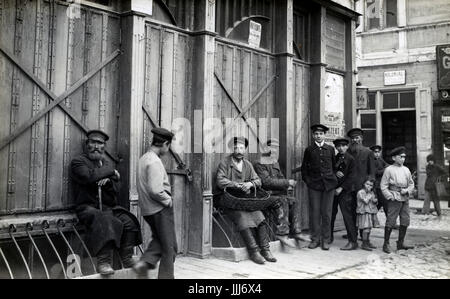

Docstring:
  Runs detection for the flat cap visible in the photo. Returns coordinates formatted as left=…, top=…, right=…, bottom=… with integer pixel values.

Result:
left=333, top=137, right=349, bottom=147
left=228, top=136, right=249, bottom=149
left=266, top=138, right=280, bottom=147
left=370, top=145, right=382, bottom=151
left=151, top=127, right=174, bottom=142
left=389, top=146, right=406, bottom=157
left=347, top=128, right=364, bottom=138
left=87, top=129, right=109, bottom=142
left=310, top=124, right=329, bottom=133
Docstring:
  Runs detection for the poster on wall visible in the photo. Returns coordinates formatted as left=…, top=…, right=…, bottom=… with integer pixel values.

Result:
left=323, top=72, right=345, bottom=143
left=248, top=21, right=262, bottom=48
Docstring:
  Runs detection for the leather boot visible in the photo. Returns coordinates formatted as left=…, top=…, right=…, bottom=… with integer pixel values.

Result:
left=321, top=239, right=330, bottom=250
left=383, top=227, right=392, bottom=254
left=340, top=242, right=358, bottom=251
left=97, top=248, right=114, bottom=275
left=119, top=246, right=135, bottom=268
left=257, top=224, right=277, bottom=262
left=397, top=226, right=414, bottom=250
left=367, top=232, right=377, bottom=249
left=361, top=231, right=372, bottom=251
left=240, top=229, right=265, bottom=264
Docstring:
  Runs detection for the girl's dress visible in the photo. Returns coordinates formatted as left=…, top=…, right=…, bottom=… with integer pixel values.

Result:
left=356, top=189, right=380, bottom=229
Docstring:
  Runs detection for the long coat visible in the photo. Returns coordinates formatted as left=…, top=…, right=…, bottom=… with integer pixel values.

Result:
left=70, top=154, right=142, bottom=255
left=253, top=161, right=290, bottom=195
left=214, top=155, right=264, bottom=230
left=301, top=143, right=338, bottom=191
left=374, top=158, right=389, bottom=188
left=348, top=146, right=376, bottom=191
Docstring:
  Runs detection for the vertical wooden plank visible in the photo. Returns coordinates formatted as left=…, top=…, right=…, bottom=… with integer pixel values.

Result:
left=30, top=0, right=49, bottom=212
left=240, top=49, right=251, bottom=156
left=103, top=15, right=120, bottom=160
left=222, top=45, right=233, bottom=153
left=267, top=56, right=275, bottom=141
left=46, top=2, right=68, bottom=210
left=213, top=42, right=224, bottom=159
left=10, top=0, right=37, bottom=212
left=0, top=0, right=15, bottom=213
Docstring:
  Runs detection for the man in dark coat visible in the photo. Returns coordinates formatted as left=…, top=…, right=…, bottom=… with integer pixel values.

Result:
left=254, top=138, right=309, bottom=247
left=346, top=128, right=376, bottom=239
left=301, top=124, right=338, bottom=250
left=370, top=145, right=389, bottom=217
left=214, top=137, right=276, bottom=264
left=70, top=130, right=142, bottom=275
left=423, top=154, right=447, bottom=216
left=329, top=138, right=358, bottom=250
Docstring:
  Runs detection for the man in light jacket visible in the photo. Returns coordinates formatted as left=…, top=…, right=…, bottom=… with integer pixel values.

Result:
left=134, top=127, right=176, bottom=279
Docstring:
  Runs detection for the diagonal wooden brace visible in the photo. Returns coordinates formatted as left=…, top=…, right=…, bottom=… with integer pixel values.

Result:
left=142, top=105, right=192, bottom=182
left=214, top=72, right=277, bottom=150
left=0, top=46, right=121, bottom=162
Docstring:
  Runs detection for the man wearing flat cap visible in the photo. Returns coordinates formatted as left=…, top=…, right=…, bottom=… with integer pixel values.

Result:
left=380, top=146, right=415, bottom=253
left=134, top=127, right=177, bottom=279
left=370, top=145, right=389, bottom=217
left=70, top=130, right=142, bottom=275
left=215, top=136, right=276, bottom=264
left=253, top=138, right=309, bottom=247
left=301, top=124, right=338, bottom=250
left=329, top=137, right=358, bottom=250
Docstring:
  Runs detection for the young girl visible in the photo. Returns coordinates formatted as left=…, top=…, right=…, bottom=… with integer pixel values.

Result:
left=356, top=177, right=380, bottom=251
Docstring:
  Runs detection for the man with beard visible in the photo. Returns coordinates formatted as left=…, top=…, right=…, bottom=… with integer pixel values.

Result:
left=70, top=130, right=142, bottom=276
left=301, top=124, right=338, bottom=250
left=133, top=128, right=177, bottom=279
left=370, top=145, right=389, bottom=217
left=329, top=137, right=358, bottom=250
left=345, top=128, right=375, bottom=239
left=253, top=138, right=310, bottom=247
left=215, top=137, right=276, bottom=264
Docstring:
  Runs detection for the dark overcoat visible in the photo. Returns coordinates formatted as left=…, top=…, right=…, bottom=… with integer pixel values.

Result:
left=301, top=143, right=338, bottom=191
left=348, top=146, right=376, bottom=190
left=70, top=154, right=142, bottom=256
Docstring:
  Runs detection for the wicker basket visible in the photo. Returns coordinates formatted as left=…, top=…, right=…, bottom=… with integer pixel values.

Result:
left=218, top=186, right=276, bottom=211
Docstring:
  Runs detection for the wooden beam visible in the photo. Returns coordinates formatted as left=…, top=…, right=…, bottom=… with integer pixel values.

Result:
left=0, top=46, right=121, bottom=157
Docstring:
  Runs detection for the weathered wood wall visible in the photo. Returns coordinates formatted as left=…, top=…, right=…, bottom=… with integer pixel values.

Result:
left=212, top=41, right=277, bottom=174
left=140, top=22, right=193, bottom=253
left=0, top=0, right=120, bottom=215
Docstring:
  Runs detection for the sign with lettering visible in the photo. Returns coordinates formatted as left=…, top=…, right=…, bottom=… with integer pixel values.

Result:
left=437, top=44, right=450, bottom=90
left=248, top=21, right=262, bottom=48
left=323, top=72, right=345, bottom=142
left=384, top=70, right=406, bottom=86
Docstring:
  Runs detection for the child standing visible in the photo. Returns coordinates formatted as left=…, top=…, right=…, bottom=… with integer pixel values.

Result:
left=356, top=177, right=380, bottom=251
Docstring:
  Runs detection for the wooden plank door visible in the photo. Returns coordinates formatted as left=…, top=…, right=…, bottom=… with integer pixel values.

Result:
left=140, top=23, right=192, bottom=254
left=416, top=88, right=432, bottom=199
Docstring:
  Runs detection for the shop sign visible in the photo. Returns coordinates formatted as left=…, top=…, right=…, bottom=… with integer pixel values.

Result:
left=384, top=70, right=406, bottom=86
left=437, top=44, right=450, bottom=90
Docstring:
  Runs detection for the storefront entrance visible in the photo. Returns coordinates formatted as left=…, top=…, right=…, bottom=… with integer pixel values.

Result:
left=382, top=111, right=417, bottom=172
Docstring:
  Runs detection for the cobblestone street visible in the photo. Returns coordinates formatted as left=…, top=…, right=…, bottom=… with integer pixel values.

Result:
left=321, top=207, right=450, bottom=279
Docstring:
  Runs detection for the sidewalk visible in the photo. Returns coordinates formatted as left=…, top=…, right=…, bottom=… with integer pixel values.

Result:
left=409, top=199, right=449, bottom=211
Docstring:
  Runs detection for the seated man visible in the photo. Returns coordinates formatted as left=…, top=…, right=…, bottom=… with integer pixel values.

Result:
left=215, top=137, right=276, bottom=264
left=70, top=130, right=142, bottom=275
left=253, top=138, right=309, bottom=247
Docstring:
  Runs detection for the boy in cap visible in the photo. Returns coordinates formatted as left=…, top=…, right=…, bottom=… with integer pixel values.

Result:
left=423, top=154, right=447, bottom=216
left=301, top=124, right=338, bottom=250
left=134, top=127, right=177, bottom=279
left=380, top=146, right=415, bottom=253
left=253, top=138, right=309, bottom=248
left=215, top=137, right=276, bottom=264
left=71, top=130, right=142, bottom=275
left=370, top=145, right=389, bottom=217
left=330, top=137, right=358, bottom=250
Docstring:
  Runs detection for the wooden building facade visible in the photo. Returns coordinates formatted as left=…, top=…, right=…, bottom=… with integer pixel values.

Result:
left=0, top=0, right=358, bottom=278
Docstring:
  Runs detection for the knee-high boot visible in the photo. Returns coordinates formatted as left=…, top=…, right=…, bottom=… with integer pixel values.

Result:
left=97, top=246, right=114, bottom=275
left=383, top=227, right=393, bottom=254
left=397, top=226, right=414, bottom=250
left=257, top=223, right=277, bottom=262
left=240, top=229, right=265, bottom=264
